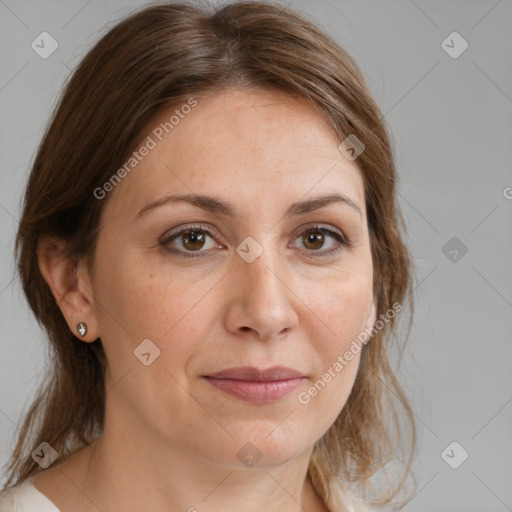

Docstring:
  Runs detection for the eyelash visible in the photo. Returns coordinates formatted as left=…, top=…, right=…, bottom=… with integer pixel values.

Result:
left=159, top=223, right=352, bottom=259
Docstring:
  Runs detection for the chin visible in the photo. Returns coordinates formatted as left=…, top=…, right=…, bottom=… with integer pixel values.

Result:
left=206, top=430, right=313, bottom=471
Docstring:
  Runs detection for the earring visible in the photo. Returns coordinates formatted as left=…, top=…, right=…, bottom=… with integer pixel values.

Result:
left=77, top=322, right=88, bottom=337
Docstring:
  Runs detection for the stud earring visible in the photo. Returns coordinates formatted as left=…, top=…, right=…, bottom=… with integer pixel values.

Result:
left=77, top=322, right=87, bottom=337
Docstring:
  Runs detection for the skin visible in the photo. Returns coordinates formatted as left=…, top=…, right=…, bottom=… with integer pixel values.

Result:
left=35, top=88, right=377, bottom=512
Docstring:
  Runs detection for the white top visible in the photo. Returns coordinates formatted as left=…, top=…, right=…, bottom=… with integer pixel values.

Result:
left=0, top=475, right=375, bottom=512
left=0, top=475, right=61, bottom=512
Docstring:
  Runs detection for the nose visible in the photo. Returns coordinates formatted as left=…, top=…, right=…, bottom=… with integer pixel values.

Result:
left=223, top=248, right=299, bottom=341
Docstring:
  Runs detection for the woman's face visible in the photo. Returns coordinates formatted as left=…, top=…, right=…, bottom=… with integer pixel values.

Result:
left=85, top=88, right=376, bottom=468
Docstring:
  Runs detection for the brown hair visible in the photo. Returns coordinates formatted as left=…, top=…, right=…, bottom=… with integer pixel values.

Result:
left=4, top=1, right=416, bottom=509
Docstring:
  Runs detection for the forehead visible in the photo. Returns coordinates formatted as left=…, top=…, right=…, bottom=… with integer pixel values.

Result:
left=102, top=88, right=365, bottom=221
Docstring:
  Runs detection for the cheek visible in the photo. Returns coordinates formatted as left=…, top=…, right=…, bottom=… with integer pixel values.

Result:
left=304, top=268, right=373, bottom=359
left=93, top=252, right=217, bottom=373
left=287, top=266, right=372, bottom=417
left=295, top=276, right=371, bottom=432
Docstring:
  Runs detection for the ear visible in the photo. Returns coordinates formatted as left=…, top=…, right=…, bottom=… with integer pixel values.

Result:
left=37, top=235, right=99, bottom=342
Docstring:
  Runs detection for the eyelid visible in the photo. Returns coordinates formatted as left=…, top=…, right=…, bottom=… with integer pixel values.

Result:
left=293, top=223, right=349, bottom=243
left=160, top=222, right=220, bottom=241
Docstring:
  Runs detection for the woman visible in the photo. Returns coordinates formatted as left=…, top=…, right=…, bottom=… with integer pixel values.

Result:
left=0, top=1, right=416, bottom=511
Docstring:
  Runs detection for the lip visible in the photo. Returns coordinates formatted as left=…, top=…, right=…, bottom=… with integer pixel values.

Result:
left=203, top=366, right=305, bottom=404
left=206, top=366, right=304, bottom=381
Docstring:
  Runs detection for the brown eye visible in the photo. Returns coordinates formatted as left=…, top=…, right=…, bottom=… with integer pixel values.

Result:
left=160, top=224, right=221, bottom=258
left=291, top=225, right=350, bottom=258
left=302, top=229, right=325, bottom=250
left=181, top=230, right=206, bottom=251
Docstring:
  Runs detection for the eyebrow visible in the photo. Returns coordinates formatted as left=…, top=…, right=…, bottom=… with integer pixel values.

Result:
left=136, top=192, right=362, bottom=219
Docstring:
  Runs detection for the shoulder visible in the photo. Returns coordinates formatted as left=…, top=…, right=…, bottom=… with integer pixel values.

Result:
left=0, top=476, right=62, bottom=512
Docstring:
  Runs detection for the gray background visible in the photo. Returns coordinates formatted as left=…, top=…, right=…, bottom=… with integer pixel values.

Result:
left=1, top=1, right=511, bottom=511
